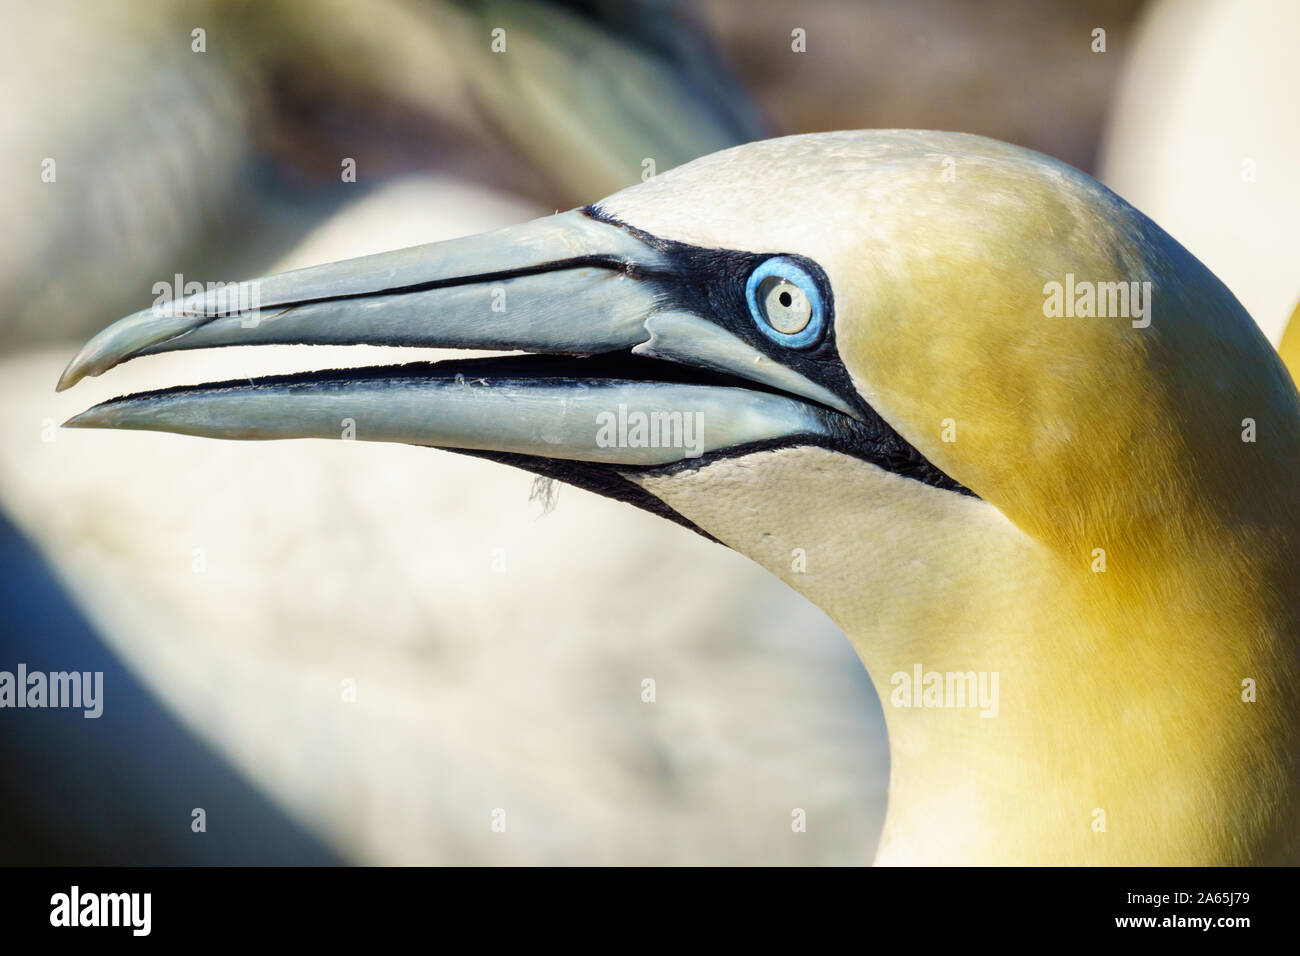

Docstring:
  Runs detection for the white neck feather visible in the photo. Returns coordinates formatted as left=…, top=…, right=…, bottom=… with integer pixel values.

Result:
left=634, top=446, right=1300, bottom=864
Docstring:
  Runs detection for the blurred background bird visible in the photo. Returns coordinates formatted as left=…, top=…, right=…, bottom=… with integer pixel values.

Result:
left=1098, top=0, right=1300, bottom=349
left=13, top=0, right=1286, bottom=865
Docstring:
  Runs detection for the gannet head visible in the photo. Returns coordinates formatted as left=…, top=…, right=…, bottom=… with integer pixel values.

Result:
left=58, top=131, right=1300, bottom=864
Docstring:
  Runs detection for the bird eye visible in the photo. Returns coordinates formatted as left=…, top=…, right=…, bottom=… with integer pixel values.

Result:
left=745, top=257, right=826, bottom=347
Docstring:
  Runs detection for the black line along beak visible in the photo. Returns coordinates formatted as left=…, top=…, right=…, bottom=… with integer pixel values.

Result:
left=59, top=209, right=854, bottom=468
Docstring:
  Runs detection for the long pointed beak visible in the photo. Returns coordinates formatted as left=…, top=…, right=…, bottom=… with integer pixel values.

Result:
left=59, top=210, right=849, bottom=468
left=57, top=211, right=662, bottom=390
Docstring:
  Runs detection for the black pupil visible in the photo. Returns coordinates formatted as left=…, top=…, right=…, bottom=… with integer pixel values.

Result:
left=778, top=290, right=793, bottom=307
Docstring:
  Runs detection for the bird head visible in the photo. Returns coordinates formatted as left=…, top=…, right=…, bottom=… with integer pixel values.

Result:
left=58, top=131, right=1298, bottom=640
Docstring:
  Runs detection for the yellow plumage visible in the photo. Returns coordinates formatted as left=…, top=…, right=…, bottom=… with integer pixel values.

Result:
left=1279, top=300, right=1300, bottom=384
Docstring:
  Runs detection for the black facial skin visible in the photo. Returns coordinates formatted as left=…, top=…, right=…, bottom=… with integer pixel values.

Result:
left=474, top=207, right=975, bottom=539
left=581, top=206, right=972, bottom=491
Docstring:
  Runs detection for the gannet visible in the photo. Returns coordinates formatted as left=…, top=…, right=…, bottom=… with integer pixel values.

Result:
left=58, top=130, right=1300, bottom=865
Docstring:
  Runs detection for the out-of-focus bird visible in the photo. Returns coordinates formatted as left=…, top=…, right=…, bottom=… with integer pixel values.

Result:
left=61, top=131, right=1300, bottom=864
left=3, top=0, right=765, bottom=348
left=221, top=0, right=766, bottom=201
left=1, top=0, right=249, bottom=347
left=1098, top=0, right=1300, bottom=346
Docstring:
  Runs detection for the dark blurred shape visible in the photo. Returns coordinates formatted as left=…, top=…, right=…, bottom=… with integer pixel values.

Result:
left=0, top=509, right=338, bottom=864
left=216, top=0, right=767, bottom=201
